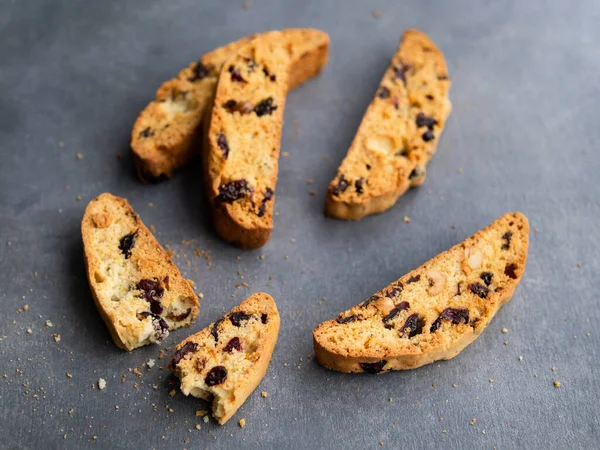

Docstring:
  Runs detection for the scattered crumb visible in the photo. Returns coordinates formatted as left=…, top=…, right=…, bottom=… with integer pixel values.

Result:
left=452, top=383, right=457, bottom=388
left=554, top=381, right=561, bottom=388
left=168, top=408, right=174, bottom=413
left=146, top=359, right=155, bottom=369
left=203, top=415, right=209, bottom=423
left=195, top=424, right=201, bottom=430
left=196, top=409, right=208, bottom=417
left=45, top=320, right=53, bottom=328
left=98, top=378, right=106, bottom=390
left=457, top=168, right=463, bottom=173
left=307, top=179, right=313, bottom=184
left=534, top=227, right=540, bottom=233
left=27, top=328, right=33, bottom=335
left=388, top=397, right=392, bottom=402
left=23, top=304, right=29, bottom=311
left=242, top=0, right=250, bottom=8
left=432, top=383, right=436, bottom=388
left=281, top=152, right=289, bottom=158
left=52, top=333, right=61, bottom=342
left=66, top=373, right=72, bottom=378
left=501, top=327, right=508, bottom=333
left=239, top=419, right=246, bottom=428
left=551, top=367, right=556, bottom=372
left=148, top=202, right=154, bottom=208
left=489, top=379, right=494, bottom=383
left=518, top=356, right=523, bottom=361
left=59, top=141, right=65, bottom=148
left=309, top=190, right=317, bottom=196
left=169, top=389, right=176, bottom=397
left=261, top=391, right=268, bottom=398
left=76, top=195, right=82, bottom=201
left=93, top=436, right=97, bottom=440
left=504, top=340, right=508, bottom=345
left=372, top=9, right=381, bottom=18
left=577, top=263, right=582, bottom=268
left=403, top=216, right=411, bottom=223
left=470, top=418, right=477, bottom=425
left=76, top=152, right=83, bottom=160
left=379, top=442, right=384, bottom=447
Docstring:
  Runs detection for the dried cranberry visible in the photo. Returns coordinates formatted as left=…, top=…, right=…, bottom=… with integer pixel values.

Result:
left=407, top=274, right=421, bottom=284
left=469, top=282, right=490, bottom=299
left=137, top=279, right=164, bottom=314
left=395, top=62, right=412, bottom=85
left=222, top=100, right=253, bottom=115
left=355, top=178, right=366, bottom=194
left=257, top=188, right=274, bottom=217
left=480, top=272, right=493, bottom=286
left=205, top=366, right=228, bottom=386
left=502, top=231, right=513, bottom=250
left=188, top=61, right=212, bottom=81
left=230, top=68, right=246, bottom=83
left=261, top=313, right=268, bottom=324
left=331, top=174, right=349, bottom=196
left=262, top=67, right=276, bottom=81
left=415, top=113, right=438, bottom=129
left=211, top=318, right=224, bottom=343
left=360, top=295, right=380, bottom=308
left=139, top=127, right=154, bottom=138
left=167, top=308, right=192, bottom=322
left=504, top=263, right=518, bottom=279
left=422, top=130, right=435, bottom=142
left=217, top=133, right=229, bottom=159
left=441, top=308, right=469, bottom=324
left=216, top=180, right=252, bottom=203
left=138, top=311, right=169, bottom=342
left=254, top=97, right=277, bottom=116
left=409, top=166, right=425, bottom=180
left=196, top=358, right=206, bottom=372
left=400, top=313, right=422, bottom=337
left=456, top=282, right=463, bottom=296
left=360, top=360, right=387, bottom=374
left=119, top=230, right=137, bottom=259
left=382, top=301, right=410, bottom=326
left=385, top=285, right=403, bottom=298
left=336, top=314, right=361, bottom=324
left=171, top=342, right=198, bottom=367
left=224, top=337, right=242, bottom=353
left=230, top=311, right=252, bottom=327
left=377, top=86, right=390, bottom=99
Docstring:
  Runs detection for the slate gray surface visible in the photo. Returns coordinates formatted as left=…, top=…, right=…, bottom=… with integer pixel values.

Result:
left=1, top=1, right=599, bottom=449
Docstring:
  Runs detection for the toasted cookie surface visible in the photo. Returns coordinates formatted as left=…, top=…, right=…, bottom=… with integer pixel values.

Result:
left=131, top=29, right=329, bottom=182
left=326, top=29, right=451, bottom=220
left=313, top=212, right=529, bottom=373
left=81, top=193, right=199, bottom=351
left=171, top=293, right=280, bottom=424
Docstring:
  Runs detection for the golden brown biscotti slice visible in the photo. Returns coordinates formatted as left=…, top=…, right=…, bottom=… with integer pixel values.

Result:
left=131, top=29, right=329, bottom=182
left=82, top=193, right=199, bottom=351
left=170, top=293, right=280, bottom=424
left=313, top=212, right=529, bottom=373
left=326, top=29, right=451, bottom=220
left=203, top=32, right=291, bottom=249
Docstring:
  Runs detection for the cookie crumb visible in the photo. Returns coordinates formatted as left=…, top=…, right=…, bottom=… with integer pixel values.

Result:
left=554, top=381, right=561, bottom=388
left=239, top=418, right=246, bottom=428
left=452, top=383, right=457, bottom=388
left=169, top=389, right=176, bottom=397
left=518, top=356, right=523, bottom=361
left=76, top=152, right=83, bottom=160
left=203, top=415, right=209, bottom=423
left=457, top=168, right=463, bottom=173
left=388, top=397, right=392, bottom=402
left=45, top=320, right=53, bottom=328
left=501, top=327, right=508, bottom=333
left=403, top=216, right=411, bottom=223
left=261, top=391, right=268, bottom=398
left=372, top=9, right=381, bottom=18
left=469, top=418, right=477, bottom=425
left=503, top=340, right=508, bottom=345
left=577, top=263, right=582, bottom=268
left=146, top=359, right=155, bottom=369
left=27, top=328, right=33, bottom=335
left=52, top=333, right=61, bottom=342
left=551, top=366, right=556, bottom=372
left=196, top=409, right=208, bottom=417
left=281, top=152, right=289, bottom=158
left=534, top=227, right=540, bottom=232
left=23, top=304, right=29, bottom=311
left=98, top=378, right=106, bottom=390
left=242, top=0, right=250, bottom=8
left=66, top=373, right=72, bottom=378
left=489, top=379, right=494, bottom=383
left=195, top=424, right=201, bottom=430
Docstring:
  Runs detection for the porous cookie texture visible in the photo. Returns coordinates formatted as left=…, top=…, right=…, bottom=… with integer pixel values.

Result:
left=131, top=29, right=329, bottom=182
left=170, top=293, right=280, bottom=425
left=326, top=29, right=451, bottom=220
left=82, top=193, right=199, bottom=351
left=313, top=212, right=529, bottom=373
left=203, top=32, right=291, bottom=249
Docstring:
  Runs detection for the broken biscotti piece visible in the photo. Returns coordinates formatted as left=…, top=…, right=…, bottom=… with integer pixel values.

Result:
left=203, top=32, right=292, bottom=249
left=170, top=293, right=280, bottom=424
left=313, top=212, right=529, bottom=373
left=131, top=28, right=329, bottom=182
left=326, top=29, right=451, bottom=220
left=82, top=193, right=199, bottom=351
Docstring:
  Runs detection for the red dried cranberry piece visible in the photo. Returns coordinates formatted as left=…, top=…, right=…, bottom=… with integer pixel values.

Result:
left=360, top=295, right=380, bottom=308
left=394, top=62, right=412, bottom=85
left=138, top=312, right=169, bottom=342
left=399, top=313, right=422, bottom=337
left=504, top=263, right=518, bottom=279
left=469, top=282, right=490, bottom=299
left=415, top=112, right=438, bottom=130
left=139, top=127, right=154, bottom=138
left=254, top=97, right=277, bottom=116
left=230, top=311, right=252, bottom=327
left=430, top=317, right=443, bottom=333
left=502, top=231, right=513, bottom=250
left=480, top=272, right=493, bottom=286
left=385, top=285, right=403, bottom=298
left=167, top=308, right=192, bottom=322
left=217, top=133, right=230, bottom=159
left=331, top=174, right=349, bottom=196
left=205, top=366, right=228, bottom=386
left=382, top=301, right=410, bottom=326
left=262, top=67, right=276, bottom=81
left=422, top=130, right=435, bottom=142
left=224, top=337, right=242, bottom=353
left=211, top=318, right=224, bottom=343
left=216, top=180, right=252, bottom=203
left=119, top=230, right=137, bottom=259
left=222, top=100, right=253, bottom=115
left=336, top=314, right=362, bottom=324
left=257, top=188, right=274, bottom=217
left=360, top=360, right=387, bottom=374
left=188, top=61, right=212, bottom=81
left=261, top=313, right=268, bottom=324
left=441, top=308, right=469, bottom=324
left=407, top=274, right=421, bottom=284
left=377, top=86, right=390, bottom=99
left=137, top=279, right=164, bottom=314
left=230, top=68, right=247, bottom=83
left=355, top=178, right=366, bottom=194
left=171, top=342, right=198, bottom=367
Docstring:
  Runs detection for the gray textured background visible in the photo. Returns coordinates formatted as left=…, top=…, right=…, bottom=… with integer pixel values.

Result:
left=1, top=1, right=599, bottom=449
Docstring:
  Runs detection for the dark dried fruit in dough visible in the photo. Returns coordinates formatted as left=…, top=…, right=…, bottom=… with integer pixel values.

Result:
left=119, top=230, right=137, bottom=259
left=399, top=313, right=421, bottom=337
left=217, top=133, right=230, bottom=159
left=480, top=272, right=493, bottom=286
left=360, top=360, right=387, bottom=374
left=216, top=180, right=252, bottom=203
left=336, top=314, right=361, bottom=324
left=137, top=279, right=165, bottom=314
left=172, top=342, right=198, bottom=367
left=230, top=311, right=252, bottom=327
left=469, top=282, right=490, bottom=299
left=224, top=337, right=242, bottom=353
left=254, top=97, right=277, bottom=116
left=205, top=366, right=228, bottom=386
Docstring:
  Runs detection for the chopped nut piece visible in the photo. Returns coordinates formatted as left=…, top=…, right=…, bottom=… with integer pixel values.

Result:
left=425, top=270, right=446, bottom=295
left=98, top=378, right=106, bottom=390
left=373, top=297, right=395, bottom=315
left=463, top=247, right=483, bottom=272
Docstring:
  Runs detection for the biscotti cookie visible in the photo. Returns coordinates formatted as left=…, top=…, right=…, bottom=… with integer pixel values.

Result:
left=326, top=29, right=451, bottom=220
left=131, top=29, right=329, bottom=182
left=170, top=293, right=279, bottom=424
left=82, top=193, right=199, bottom=351
left=203, top=32, right=291, bottom=249
left=313, top=212, right=529, bottom=373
